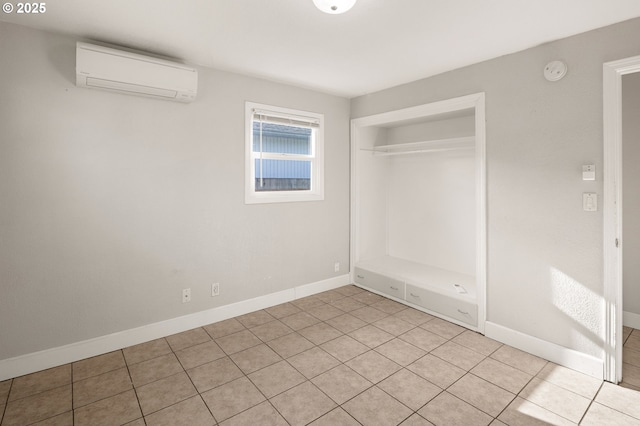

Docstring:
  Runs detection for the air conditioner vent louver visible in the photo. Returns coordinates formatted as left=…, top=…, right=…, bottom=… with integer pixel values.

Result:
left=75, top=42, right=197, bottom=103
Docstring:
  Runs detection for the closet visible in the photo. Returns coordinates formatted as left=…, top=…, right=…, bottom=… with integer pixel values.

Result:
left=350, top=93, right=486, bottom=332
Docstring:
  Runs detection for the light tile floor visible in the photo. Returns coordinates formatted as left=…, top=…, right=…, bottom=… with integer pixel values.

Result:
left=2, top=285, right=640, bottom=425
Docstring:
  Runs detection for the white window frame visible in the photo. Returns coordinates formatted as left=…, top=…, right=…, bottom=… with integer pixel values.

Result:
left=245, top=101, right=325, bottom=204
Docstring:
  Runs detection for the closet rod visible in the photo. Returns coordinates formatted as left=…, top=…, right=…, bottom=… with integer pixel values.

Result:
left=362, top=136, right=475, bottom=156
left=371, top=146, right=474, bottom=156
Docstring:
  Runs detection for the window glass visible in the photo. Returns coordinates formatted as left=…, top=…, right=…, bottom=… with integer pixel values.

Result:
left=245, top=102, right=324, bottom=204
left=252, top=122, right=312, bottom=155
left=254, top=159, right=311, bottom=191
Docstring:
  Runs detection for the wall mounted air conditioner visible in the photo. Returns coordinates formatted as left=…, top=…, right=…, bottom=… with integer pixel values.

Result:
left=76, top=42, right=198, bottom=103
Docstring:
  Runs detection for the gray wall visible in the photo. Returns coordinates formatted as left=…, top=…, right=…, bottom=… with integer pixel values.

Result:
left=352, top=18, right=640, bottom=358
left=623, top=72, right=640, bottom=317
left=0, top=22, right=350, bottom=360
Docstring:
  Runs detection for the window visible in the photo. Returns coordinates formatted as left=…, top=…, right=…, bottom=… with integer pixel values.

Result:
left=245, top=102, right=324, bottom=204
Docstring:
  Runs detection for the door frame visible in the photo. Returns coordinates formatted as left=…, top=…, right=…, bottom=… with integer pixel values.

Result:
left=603, top=55, right=640, bottom=383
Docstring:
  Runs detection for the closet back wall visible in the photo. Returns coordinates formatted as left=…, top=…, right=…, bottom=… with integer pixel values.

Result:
left=387, top=150, right=476, bottom=275
left=0, top=22, right=350, bottom=361
left=385, top=114, right=476, bottom=275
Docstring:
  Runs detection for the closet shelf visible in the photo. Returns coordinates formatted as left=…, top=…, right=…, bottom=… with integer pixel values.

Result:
left=363, top=136, right=474, bottom=156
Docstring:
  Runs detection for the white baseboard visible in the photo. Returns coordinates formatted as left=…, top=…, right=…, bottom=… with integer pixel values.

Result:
left=623, top=311, right=640, bottom=329
left=295, top=274, right=350, bottom=298
left=485, top=321, right=604, bottom=380
left=0, top=274, right=351, bottom=381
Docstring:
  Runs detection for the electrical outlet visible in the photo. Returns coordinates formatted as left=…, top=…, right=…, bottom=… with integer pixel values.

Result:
left=212, top=282, right=220, bottom=297
left=334, top=262, right=340, bottom=272
left=182, top=288, right=191, bottom=303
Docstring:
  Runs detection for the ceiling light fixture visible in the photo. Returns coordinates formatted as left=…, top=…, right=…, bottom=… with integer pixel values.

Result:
left=313, top=0, right=357, bottom=14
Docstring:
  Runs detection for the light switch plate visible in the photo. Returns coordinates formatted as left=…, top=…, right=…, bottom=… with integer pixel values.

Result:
left=583, top=193, right=597, bottom=211
left=583, top=165, right=595, bottom=181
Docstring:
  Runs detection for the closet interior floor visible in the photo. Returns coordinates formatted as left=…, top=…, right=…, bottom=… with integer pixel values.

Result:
left=1, top=285, right=640, bottom=425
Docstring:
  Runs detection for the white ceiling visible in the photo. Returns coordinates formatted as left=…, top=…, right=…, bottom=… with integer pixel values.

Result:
left=3, top=0, right=640, bottom=98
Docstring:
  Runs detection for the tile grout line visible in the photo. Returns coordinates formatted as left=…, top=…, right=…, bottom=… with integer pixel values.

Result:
left=169, top=339, right=217, bottom=425
left=0, top=379, right=12, bottom=426
left=488, top=353, right=549, bottom=378
left=488, top=365, right=524, bottom=424
left=590, top=381, right=640, bottom=422
left=135, top=372, right=200, bottom=419
left=491, top=393, right=516, bottom=424
left=122, top=347, right=150, bottom=424
left=435, top=359, right=491, bottom=417
left=577, top=381, right=604, bottom=425
left=70, top=362, right=74, bottom=426
left=222, top=334, right=277, bottom=424
left=515, top=362, right=602, bottom=425
left=130, top=332, right=216, bottom=422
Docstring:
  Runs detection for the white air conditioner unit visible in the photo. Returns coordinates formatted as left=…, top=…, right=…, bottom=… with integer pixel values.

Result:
left=76, top=42, right=198, bottom=103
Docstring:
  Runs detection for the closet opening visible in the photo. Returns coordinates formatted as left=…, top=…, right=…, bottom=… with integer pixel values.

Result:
left=350, top=93, right=486, bottom=333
